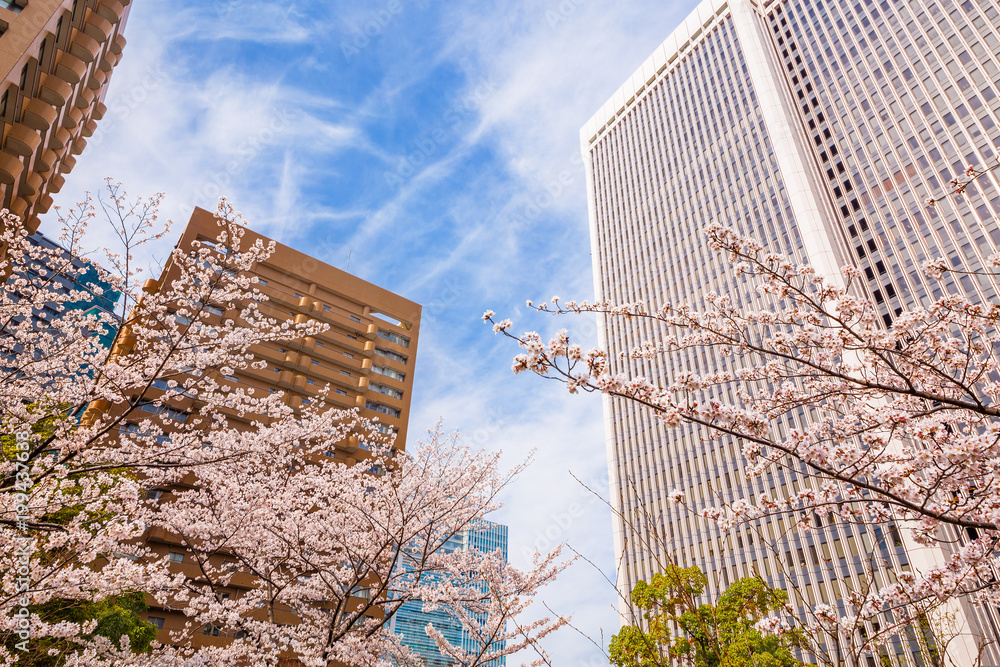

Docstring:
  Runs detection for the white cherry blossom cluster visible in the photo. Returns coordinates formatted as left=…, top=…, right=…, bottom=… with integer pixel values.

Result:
left=0, top=188, right=568, bottom=666
left=487, top=223, right=1000, bottom=642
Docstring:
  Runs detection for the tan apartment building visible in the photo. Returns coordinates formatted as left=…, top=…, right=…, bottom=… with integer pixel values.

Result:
left=114, top=207, right=421, bottom=651
left=0, top=0, right=129, bottom=233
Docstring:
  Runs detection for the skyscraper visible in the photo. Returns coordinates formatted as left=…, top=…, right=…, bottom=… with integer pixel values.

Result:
left=113, top=207, right=422, bottom=649
left=582, top=0, right=1000, bottom=663
left=0, top=0, right=130, bottom=234
left=391, top=519, right=509, bottom=667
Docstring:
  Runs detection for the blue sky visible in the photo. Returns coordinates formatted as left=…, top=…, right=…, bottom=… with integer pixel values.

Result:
left=43, top=1, right=701, bottom=661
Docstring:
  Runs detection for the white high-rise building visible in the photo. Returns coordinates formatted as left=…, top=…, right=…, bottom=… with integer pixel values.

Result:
left=582, top=0, right=1000, bottom=663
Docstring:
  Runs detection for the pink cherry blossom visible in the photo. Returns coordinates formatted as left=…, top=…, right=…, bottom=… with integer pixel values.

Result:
left=0, top=184, right=567, bottom=666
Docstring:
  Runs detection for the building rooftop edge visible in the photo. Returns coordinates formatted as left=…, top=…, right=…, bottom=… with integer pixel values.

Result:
left=579, top=0, right=737, bottom=147
left=186, top=207, right=423, bottom=316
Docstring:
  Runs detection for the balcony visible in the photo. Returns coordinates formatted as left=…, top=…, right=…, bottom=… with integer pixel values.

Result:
left=0, top=151, right=23, bottom=186
left=101, top=48, right=120, bottom=71
left=8, top=197, right=29, bottom=219
left=70, top=137, right=87, bottom=156
left=69, top=31, right=101, bottom=63
left=39, top=73, right=72, bottom=107
left=109, top=33, right=126, bottom=56
left=54, top=52, right=88, bottom=85
left=96, top=0, right=126, bottom=23
left=76, top=85, right=97, bottom=109
left=48, top=173, right=65, bottom=194
left=4, top=123, right=40, bottom=156
left=83, top=13, right=113, bottom=44
left=22, top=171, right=43, bottom=197
left=21, top=98, right=58, bottom=131
left=277, top=370, right=293, bottom=388
left=301, top=342, right=367, bottom=374
left=62, top=105, right=83, bottom=130
left=36, top=148, right=58, bottom=173
left=145, top=526, right=182, bottom=545
left=80, top=398, right=112, bottom=424
left=35, top=194, right=53, bottom=215
left=58, top=154, right=77, bottom=173
left=49, top=128, right=70, bottom=151
left=87, top=67, right=108, bottom=91
left=323, top=391, right=355, bottom=410
left=314, top=309, right=369, bottom=338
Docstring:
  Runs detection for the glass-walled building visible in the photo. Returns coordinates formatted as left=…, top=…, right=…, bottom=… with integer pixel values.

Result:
left=582, top=1, right=1000, bottom=665
left=392, top=519, right=508, bottom=666
left=26, top=232, right=121, bottom=349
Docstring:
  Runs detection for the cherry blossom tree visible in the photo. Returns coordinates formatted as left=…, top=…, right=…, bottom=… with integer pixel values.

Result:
left=487, top=173, right=1000, bottom=659
left=0, top=184, right=566, bottom=666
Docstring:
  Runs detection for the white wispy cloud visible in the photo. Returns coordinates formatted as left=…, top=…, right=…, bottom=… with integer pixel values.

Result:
left=192, top=2, right=318, bottom=44
left=46, top=1, right=365, bottom=257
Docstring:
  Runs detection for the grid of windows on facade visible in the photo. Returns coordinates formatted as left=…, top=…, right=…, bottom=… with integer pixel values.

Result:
left=128, top=210, right=422, bottom=652
left=391, top=520, right=508, bottom=667
left=188, top=234, right=414, bottom=440
left=17, top=233, right=121, bottom=351
left=765, top=0, right=1000, bottom=326
left=585, top=0, right=1000, bottom=663
left=377, top=328, right=410, bottom=347
left=590, top=11, right=822, bottom=611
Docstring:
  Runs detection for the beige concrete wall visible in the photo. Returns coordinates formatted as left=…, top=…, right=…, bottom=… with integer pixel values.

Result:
left=0, top=0, right=129, bottom=233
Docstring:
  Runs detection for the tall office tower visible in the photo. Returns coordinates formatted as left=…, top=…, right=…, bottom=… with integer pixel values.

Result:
left=0, top=0, right=129, bottom=234
left=391, top=519, right=509, bottom=667
left=127, top=207, right=421, bottom=648
left=582, top=0, right=1000, bottom=663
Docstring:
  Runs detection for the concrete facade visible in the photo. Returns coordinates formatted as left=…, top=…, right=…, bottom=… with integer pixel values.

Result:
left=125, top=208, right=421, bottom=654
left=0, top=0, right=129, bottom=233
left=583, top=0, right=1000, bottom=664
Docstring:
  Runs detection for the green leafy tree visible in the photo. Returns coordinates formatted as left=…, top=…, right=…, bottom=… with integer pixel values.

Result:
left=5, top=593, right=157, bottom=666
left=609, top=565, right=807, bottom=667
